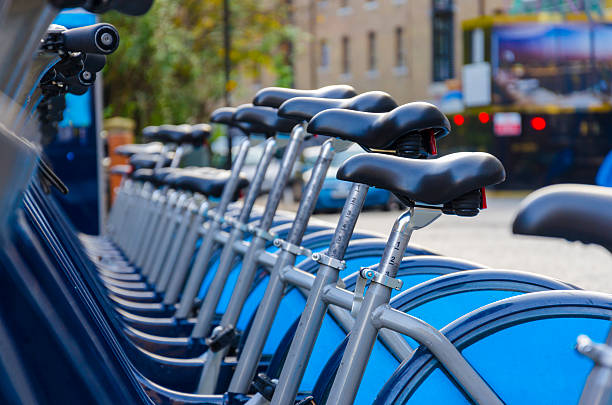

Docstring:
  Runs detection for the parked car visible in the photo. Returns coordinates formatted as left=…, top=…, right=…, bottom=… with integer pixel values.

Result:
left=228, top=136, right=300, bottom=194
left=300, top=144, right=403, bottom=212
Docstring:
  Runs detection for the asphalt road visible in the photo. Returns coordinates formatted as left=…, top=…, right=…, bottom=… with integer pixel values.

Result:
left=313, top=196, right=612, bottom=293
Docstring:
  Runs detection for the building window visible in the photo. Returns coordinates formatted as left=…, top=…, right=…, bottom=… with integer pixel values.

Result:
left=320, top=39, right=330, bottom=69
left=432, top=0, right=454, bottom=81
left=367, top=31, right=376, bottom=71
left=341, top=36, right=350, bottom=74
left=340, top=0, right=348, bottom=7
left=395, top=27, right=405, bottom=67
left=364, top=0, right=378, bottom=11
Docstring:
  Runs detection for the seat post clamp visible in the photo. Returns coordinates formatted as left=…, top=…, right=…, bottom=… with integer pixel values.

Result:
left=223, top=217, right=249, bottom=233
left=273, top=239, right=312, bottom=257
left=351, top=267, right=403, bottom=317
left=311, top=252, right=346, bottom=271
left=248, top=225, right=277, bottom=243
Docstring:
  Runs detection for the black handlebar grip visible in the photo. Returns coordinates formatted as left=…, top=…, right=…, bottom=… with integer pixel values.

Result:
left=83, top=53, right=107, bottom=73
left=65, top=76, right=90, bottom=95
left=62, top=23, right=120, bottom=55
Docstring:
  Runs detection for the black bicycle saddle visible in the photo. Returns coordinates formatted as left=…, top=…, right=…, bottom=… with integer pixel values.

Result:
left=253, top=85, right=357, bottom=108
left=278, top=91, right=398, bottom=122
left=337, top=152, right=505, bottom=212
left=210, top=106, right=266, bottom=135
left=129, top=153, right=171, bottom=170
left=151, top=167, right=184, bottom=186
left=142, top=126, right=160, bottom=142
left=114, top=142, right=163, bottom=157
left=210, top=107, right=237, bottom=126
left=166, top=168, right=249, bottom=199
left=233, top=104, right=300, bottom=135
left=513, top=184, right=612, bottom=252
left=156, top=124, right=198, bottom=145
left=190, top=123, right=211, bottom=144
left=308, top=102, right=450, bottom=152
left=131, top=168, right=155, bottom=183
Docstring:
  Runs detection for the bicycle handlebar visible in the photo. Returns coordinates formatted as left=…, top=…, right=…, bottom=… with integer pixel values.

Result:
left=62, top=23, right=119, bottom=55
left=83, top=53, right=107, bottom=73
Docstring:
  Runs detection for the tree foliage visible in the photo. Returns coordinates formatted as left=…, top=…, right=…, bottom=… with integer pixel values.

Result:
left=103, top=0, right=294, bottom=128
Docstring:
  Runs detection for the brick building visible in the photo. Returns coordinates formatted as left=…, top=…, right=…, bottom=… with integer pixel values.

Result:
left=288, top=0, right=505, bottom=103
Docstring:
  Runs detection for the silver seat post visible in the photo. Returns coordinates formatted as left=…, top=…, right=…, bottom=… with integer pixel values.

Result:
left=155, top=192, right=198, bottom=293
left=170, top=144, right=192, bottom=167
left=117, top=182, right=142, bottom=249
left=134, top=189, right=165, bottom=268
left=323, top=207, right=504, bottom=405
left=108, top=179, right=132, bottom=238
left=112, top=182, right=133, bottom=245
left=226, top=139, right=335, bottom=395
left=124, top=183, right=154, bottom=258
left=193, top=125, right=307, bottom=392
left=155, top=144, right=173, bottom=169
left=164, top=137, right=276, bottom=306
left=148, top=192, right=190, bottom=284
left=173, top=138, right=251, bottom=319
left=271, top=182, right=369, bottom=405
left=131, top=187, right=165, bottom=262
left=106, top=176, right=127, bottom=234
left=141, top=190, right=178, bottom=276
left=325, top=208, right=417, bottom=405
left=162, top=196, right=210, bottom=304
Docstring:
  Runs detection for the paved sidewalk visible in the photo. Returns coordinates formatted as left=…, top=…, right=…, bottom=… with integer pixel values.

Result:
left=314, top=197, right=612, bottom=293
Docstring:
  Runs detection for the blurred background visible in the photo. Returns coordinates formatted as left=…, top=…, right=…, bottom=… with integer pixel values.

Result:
left=44, top=0, right=612, bottom=290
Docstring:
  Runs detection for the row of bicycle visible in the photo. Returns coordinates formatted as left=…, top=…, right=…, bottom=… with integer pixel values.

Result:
left=79, top=84, right=612, bottom=404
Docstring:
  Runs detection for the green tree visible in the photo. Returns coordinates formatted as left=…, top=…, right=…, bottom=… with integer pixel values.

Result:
left=103, top=0, right=295, bottom=129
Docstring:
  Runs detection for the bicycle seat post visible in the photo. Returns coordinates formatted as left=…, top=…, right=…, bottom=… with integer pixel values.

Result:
left=154, top=143, right=173, bottom=169
left=186, top=136, right=277, bottom=331
left=195, top=122, right=308, bottom=392
left=225, top=138, right=336, bottom=395
left=326, top=207, right=419, bottom=405
left=170, top=143, right=192, bottom=167
left=272, top=181, right=369, bottom=404
left=173, top=137, right=251, bottom=320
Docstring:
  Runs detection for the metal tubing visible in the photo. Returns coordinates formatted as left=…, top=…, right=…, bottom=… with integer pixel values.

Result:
left=171, top=144, right=190, bottom=168
left=125, top=187, right=154, bottom=259
left=135, top=192, right=165, bottom=269
left=326, top=208, right=416, bottom=405
left=214, top=231, right=229, bottom=244
left=155, top=144, right=172, bottom=169
left=272, top=183, right=368, bottom=405
left=256, top=249, right=277, bottom=268
left=162, top=200, right=208, bottom=305
left=174, top=220, right=220, bottom=319
left=128, top=187, right=159, bottom=259
left=280, top=264, right=315, bottom=290
left=577, top=329, right=612, bottom=405
left=141, top=192, right=176, bottom=275
left=148, top=194, right=189, bottom=284
left=195, top=125, right=307, bottom=392
left=133, top=191, right=170, bottom=266
left=196, top=124, right=307, bottom=338
left=373, top=306, right=503, bottom=404
left=155, top=200, right=196, bottom=293
left=228, top=140, right=335, bottom=394
left=190, top=138, right=277, bottom=338
left=174, top=138, right=251, bottom=319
